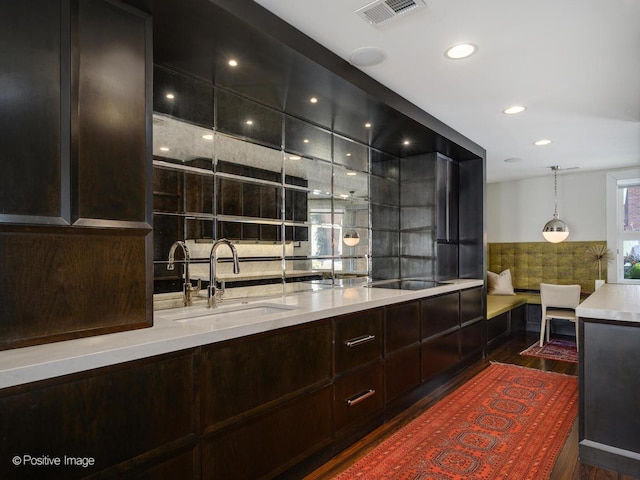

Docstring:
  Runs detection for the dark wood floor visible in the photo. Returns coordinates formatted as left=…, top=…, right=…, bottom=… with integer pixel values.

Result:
left=305, top=332, right=638, bottom=480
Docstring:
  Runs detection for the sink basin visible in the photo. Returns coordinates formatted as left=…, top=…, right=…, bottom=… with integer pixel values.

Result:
left=160, top=302, right=299, bottom=324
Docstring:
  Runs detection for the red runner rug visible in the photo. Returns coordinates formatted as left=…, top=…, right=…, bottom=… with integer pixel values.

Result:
left=332, top=363, right=578, bottom=480
left=520, top=339, right=578, bottom=363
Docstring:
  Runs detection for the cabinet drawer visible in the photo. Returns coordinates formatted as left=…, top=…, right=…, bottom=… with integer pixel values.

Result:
left=334, top=362, right=384, bottom=433
left=385, top=301, right=420, bottom=354
left=334, top=309, right=383, bottom=374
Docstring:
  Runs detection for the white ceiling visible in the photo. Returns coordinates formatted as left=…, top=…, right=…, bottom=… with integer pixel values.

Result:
left=253, top=0, right=640, bottom=183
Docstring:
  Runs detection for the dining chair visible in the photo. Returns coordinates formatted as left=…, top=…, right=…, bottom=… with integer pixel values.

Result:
left=539, top=283, right=582, bottom=350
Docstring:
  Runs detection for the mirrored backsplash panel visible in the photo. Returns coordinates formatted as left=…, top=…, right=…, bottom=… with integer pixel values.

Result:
left=152, top=66, right=381, bottom=304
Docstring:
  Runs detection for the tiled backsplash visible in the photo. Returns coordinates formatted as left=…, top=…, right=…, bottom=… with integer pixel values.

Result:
left=488, top=241, right=609, bottom=294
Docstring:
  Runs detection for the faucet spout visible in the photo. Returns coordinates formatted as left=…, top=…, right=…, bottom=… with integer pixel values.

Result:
left=167, top=241, right=193, bottom=307
left=208, top=238, right=240, bottom=308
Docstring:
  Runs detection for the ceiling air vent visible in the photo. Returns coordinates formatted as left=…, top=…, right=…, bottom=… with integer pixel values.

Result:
left=356, top=0, right=425, bottom=26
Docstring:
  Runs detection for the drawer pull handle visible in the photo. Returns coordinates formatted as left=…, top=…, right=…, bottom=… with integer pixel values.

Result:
left=346, top=389, right=376, bottom=406
left=345, top=334, right=375, bottom=347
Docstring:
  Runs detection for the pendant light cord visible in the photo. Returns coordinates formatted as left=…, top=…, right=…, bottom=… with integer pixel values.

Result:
left=552, top=166, right=559, bottom=216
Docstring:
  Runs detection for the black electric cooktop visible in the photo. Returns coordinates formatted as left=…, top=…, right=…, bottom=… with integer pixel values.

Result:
left=364, top=279, right=447, bottom=291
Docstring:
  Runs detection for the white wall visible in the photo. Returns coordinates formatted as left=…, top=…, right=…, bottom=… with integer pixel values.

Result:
left=487, top=169, right=608, bottom=243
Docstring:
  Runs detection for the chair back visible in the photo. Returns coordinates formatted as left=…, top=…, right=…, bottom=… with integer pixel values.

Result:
left=540, top=283, right=581, bottom=309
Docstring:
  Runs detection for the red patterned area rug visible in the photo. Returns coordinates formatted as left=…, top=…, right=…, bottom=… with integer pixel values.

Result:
left=332, top=363, right=578, bottom=480
left=520, top=339, right=578, bottom=363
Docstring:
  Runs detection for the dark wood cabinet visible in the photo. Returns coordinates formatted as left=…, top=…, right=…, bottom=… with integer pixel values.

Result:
left=0, top=286, right=486, bottom=478
left=200, top=321, right=331, bottom=428
left=384, top=301, right=421, bottom=406
left=421, top=291, right=459, bottom=340
left=334, top=309, right=383, bottom=374
left=0, top=351, right=197, bottom=479
left=203, top=387, right=332, bottom=480
left=0, top=0, right=152, bottom=350
left=333, top=309, right=384, bottom=441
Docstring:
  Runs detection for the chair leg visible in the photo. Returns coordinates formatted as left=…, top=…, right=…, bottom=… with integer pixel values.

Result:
left=539, top=316, right=546, bottom=347
left=575, top=321, right=579, bottom=352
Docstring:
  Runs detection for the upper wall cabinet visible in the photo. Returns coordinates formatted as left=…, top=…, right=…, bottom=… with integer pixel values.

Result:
left=74, top=0, right=150, bottom=225
left=0, top=0, right=152, bottom=350
left=0, top=0, right=63, bottom=222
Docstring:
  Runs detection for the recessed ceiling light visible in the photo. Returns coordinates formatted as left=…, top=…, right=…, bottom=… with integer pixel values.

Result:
left=503, top=105, right=526, bottom=115
left=228, top=59, right=238, bottom=67
left=288, top=155, right=301, bottom=160
left=403, top=140, right=410, bottom=145
left=365, top=123, right=372, bottom=128
left=309, top=97, right=318, bottom=104
left=202, top=134, right=213, bottom=140
left=349, top=46, right=387, bottom=67
left=245, top=120, right=253, bottom=125
left=303, top=139, right=310, bottom=143
left=347, top=172, right=357, bottom=176
left=534, top=139, right=552, bottom=146
left=346, top=153, right=352, bottom=157
left=445, top=43, right=477, bottom=60
left=159, top=146, right=170, bottom=152
left=165, top=93, right=175, bottom=99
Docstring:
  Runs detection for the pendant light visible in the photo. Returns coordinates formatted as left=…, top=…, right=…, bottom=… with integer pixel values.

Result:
left=542, top=166, right=569, bottom=243
left=342, top=191, right=361, bottom=246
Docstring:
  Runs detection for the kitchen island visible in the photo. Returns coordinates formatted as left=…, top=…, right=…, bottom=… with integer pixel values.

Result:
left=0, top=279, right=484, bottom=479
left=576, top=283, right=640, bottom=478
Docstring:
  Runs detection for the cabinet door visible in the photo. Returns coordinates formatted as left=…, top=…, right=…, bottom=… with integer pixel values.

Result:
left=385, top=346, right=421, bottom=402
left=385, top=301, right=420, bottom=354
left=334, top=309, right=383, bottom=374
left=422, top=330, right=460, bottom=381
left=75, top=0, right=149, bottom=223
left=202, top=387, right=332, bottom=480
left=421, top=292, right=459, bottom=340
left=0, top=0, right=62, bottom=220
left=460, top=287, right=483, bottom=324
left=201, top=320, right=332, bottom=427
left=0, top=351, right=196, bottom=479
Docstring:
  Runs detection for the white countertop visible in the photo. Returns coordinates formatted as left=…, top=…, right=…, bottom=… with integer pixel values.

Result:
left=576, top=283, right=640, bottom=323
left=0, top=279, right=483, bottom=390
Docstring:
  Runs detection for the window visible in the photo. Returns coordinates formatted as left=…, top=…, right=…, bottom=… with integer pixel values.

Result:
left=607, top=170, right=640, bottom=284
left=619, top=180, right=640, bottom=281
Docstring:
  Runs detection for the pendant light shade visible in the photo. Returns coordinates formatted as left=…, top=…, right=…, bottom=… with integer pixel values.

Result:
left=343, top=229, right=360, bottom=246
left=542, top=166, right=569, bottom=243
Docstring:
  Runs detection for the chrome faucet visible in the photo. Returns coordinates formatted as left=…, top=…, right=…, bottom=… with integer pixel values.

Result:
left=208, top=238, right=240, bottom=308
left=167, top=241, right=196, bottom=307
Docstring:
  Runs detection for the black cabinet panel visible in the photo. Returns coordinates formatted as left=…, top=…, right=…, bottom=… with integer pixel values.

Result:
left=0, top=0, right=62, bottom=219
left=460, top=320, right=482, bottom=358
left=385, top=347, right=421, bottom=402
left=75, top=0, right=149, bottom=223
